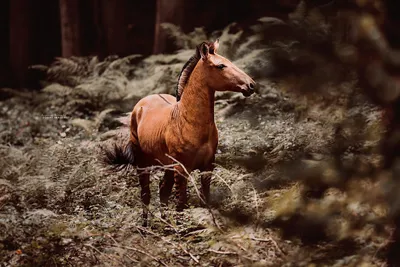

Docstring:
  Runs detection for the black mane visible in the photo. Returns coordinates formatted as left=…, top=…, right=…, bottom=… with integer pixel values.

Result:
left=176, top=41, right=215, bottom=101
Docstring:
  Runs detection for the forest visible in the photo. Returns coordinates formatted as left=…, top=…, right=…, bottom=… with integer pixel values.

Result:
left=0, top=0, right=301, bottom=88
left=2, top=0, right=400, bottom=266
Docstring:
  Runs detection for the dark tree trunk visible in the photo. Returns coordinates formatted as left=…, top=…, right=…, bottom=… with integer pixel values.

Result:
left=9, top=0, right=60, bottom=88
left=125, top=0, right=157, bottom=56
left=153, top=0, right=185, bottom=54
left=0, top=0, right=10, bottom=87
left=9, top=0, right=36, bottom=88
left=59, top=0, right=82, bottom=57
left=82, top=0, right=105, bottom=57
left=99, top=0, right=130, bottom=56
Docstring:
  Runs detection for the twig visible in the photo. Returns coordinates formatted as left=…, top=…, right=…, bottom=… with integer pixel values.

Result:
left=373, top=228, right=393, bottom=262
left=124, top=253, right=139, bottom=264
left=252, top=185, right=260, bottom=228
left=182, top=228, right=208, bottom=237
left=233, top=241, right=248, bottom=252
left=135, top=224, right=146, bottom=240
left=84, top=244, right=127, bottom=267
left=136, top=162, right=179, bottom=174
left=214, top=172, right=236, bottom=199
left=208, top=249, right=238, bottom=255
left=251, top=237, right=284, bottom=254
left=165, top=155, right=205, bottom=202
left=177, top=244, right=199, bottom=264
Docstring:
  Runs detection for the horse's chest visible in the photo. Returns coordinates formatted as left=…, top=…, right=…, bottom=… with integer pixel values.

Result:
left=192, top=144, right=215, bottom=168
left=182, top=129, right=217, bottom=168
left=167, top=125, right=217, bottom=168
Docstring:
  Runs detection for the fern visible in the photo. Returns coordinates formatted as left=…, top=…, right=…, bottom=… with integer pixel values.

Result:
left=161, top=23, right=207, bottom=49
left=46, top=56, right=98, bottom=87
left=70, top=108, right=114, bottom=135
left=216, top=23, right=244, bottom=59
left=42, top=83, right=73, bottom=96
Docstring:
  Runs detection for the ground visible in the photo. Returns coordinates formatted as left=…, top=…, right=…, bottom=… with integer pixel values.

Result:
left=0, top=19, right=392, bottom=266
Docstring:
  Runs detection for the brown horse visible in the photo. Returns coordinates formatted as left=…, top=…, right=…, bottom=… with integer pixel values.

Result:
left=103, top=40, right=255, bottom=226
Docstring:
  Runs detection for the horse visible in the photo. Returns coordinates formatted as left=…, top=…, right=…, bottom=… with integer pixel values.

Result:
left=102, top=39, right=256, bottom=226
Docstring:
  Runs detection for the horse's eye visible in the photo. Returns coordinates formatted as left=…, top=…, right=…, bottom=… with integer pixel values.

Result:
left=216, top=64, right=226, bottom=69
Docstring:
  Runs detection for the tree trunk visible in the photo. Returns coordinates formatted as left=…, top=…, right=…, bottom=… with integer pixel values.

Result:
left=59, top=0, right=82, bottom=57
left=0, top=0, right=10, bottom=87
left=9, top=0, right=35, bottom=88
left=99, top=0, right=130, bottom=56
left=153, top=0, right=185, bottom=54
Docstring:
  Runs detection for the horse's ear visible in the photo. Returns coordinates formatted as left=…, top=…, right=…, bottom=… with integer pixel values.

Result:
left=212, top=39, right=219, bottom=54
left=199, top=42, right=210, bottom=61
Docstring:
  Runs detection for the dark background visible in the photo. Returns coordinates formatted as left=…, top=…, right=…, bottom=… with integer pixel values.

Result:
left=6, top=0, right=397, bottom=89
left=0, top=0, right=309, bottom=88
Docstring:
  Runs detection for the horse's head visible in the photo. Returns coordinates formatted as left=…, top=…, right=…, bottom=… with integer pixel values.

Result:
left=196, top=40, right=256, bottom=97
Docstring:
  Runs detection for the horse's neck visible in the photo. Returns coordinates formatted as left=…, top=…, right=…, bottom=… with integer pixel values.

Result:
left=178, top=71, right=215, bottom=126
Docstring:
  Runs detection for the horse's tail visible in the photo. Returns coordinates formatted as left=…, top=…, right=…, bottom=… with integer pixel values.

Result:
left=100, top=139, right=137, bottom=172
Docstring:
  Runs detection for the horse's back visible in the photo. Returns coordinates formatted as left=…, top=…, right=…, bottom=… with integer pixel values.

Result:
left=135, top=94, right=176, bottom=110
left=132, top=93, right=176, bottom=122
left=132, top=94, right=176, bottom=120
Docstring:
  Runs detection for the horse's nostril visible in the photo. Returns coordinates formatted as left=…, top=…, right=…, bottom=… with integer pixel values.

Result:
left=249, top=83, right=255, bottom=90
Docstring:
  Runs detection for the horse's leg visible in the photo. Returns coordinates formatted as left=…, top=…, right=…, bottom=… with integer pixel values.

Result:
left=200, top=161, right=214, bottom=206
left=139, top=171, right=151, bottom=227
left=159, top=170, right=174, bottom=218
left=174, top=166, right=188, bottom=212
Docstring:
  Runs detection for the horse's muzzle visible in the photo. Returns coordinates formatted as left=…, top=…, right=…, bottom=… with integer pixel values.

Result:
left=242, top=82, right=256, bottom=97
